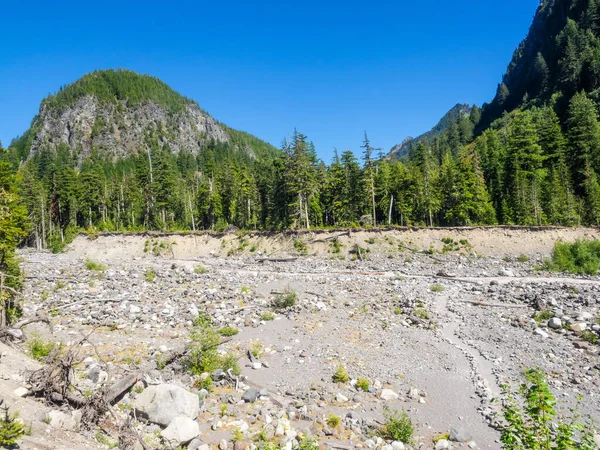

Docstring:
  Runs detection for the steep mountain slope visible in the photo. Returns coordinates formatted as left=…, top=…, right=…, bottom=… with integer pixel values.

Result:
left=9, top=69, right=276, bottom=164
left=479, top=0, right=600, bottom=129
left=388, top=103, right=472, bottom=159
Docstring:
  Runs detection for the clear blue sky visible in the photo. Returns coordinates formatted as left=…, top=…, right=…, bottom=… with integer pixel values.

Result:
left=1, top=0, right=539, bottom=161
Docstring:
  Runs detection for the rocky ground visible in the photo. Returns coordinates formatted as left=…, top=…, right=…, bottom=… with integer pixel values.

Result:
left=3, top=229, right=600, bottom=450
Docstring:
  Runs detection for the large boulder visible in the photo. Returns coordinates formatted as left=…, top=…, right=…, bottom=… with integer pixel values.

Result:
left=134, top=384, right=199, bottom=426
left=161, top=416, right=200, bottom=445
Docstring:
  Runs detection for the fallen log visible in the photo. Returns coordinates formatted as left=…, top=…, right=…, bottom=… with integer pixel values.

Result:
left=0, top=316, right=51, bottom=342
left=255, top=257, right=298, bottom=263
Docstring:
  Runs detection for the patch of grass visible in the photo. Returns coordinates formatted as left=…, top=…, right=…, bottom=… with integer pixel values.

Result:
left=379, top=406, right=414, bottom=444
left=144, top=267, right=156, bottom=282
left=393, top=307, right=402, bottom=315
left=193, top=375, right=214, bottom=392
left=250, top=341, right=264, bottom=358
left=194, top=265, right=207, bottom=274
left=413, top=308, right=430, bottom=320
left=272, top=288, right=297, bottom=309
left=326, top=413, right=341, bottom=428
left=260, top=311, right=275, bottom=321
left=517, top=254, right=530, bottom=263
left=219, top=327, right=239, bottom=337
left=332, top=365, right=349, bottom=383
left=95, top=430, right=118, bottom=449
left=430, top=283, right=444, bottom=292
left=366, top=237, right=376, bottom=245
left=85, top=258, right=107, bottom=271
left=544, top=239, right=600, bottom=275
left=581, top=330, right=599, bottom=344
left=534, top=310, right=554, bottom=323
left=294, top=239, right=308, bottom=255
left=330, top=239, right=342, bottom=254
left=356, top=377, right=370, bottom=392
left=27, top=334, right=58, bottom=361
left=433, top=433, right=450, bottom=443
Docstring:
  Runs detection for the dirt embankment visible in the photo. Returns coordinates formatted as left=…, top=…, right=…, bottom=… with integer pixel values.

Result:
left=68, top=227, right=600, bottom=261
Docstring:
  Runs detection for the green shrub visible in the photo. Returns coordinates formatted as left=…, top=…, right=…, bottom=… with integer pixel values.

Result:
left=534, top=310, right=553, bottom=323
left=581, top=330, right=598, bottom=344
left=145, top=267, right=156, bottom=282
left=379, top=406, right=414, bottom=444
left=332, top=365, right=349, bottom=383
left=414, top=308, right=429, bottom=320
left=219, top=327, right=239, bottom=337
left=501, top=368, right=597, bottom=448
left=330, top=239, right=342, bottom=254
left=85, top=258, right=107, bottom=271
left=430, top=283, right=444, bottom=292
left=194, top=265, right=207, bottom=274
left=27, top=334, right=57, bottom=361
left=260, top=311, right=275, bottom=321
left=544, top=239, right=600, bottom=275
left=517, top=254, right=530, bottom=263
left=0, top=402, right=25, bottom=446
left=326, top=413, right=340, bottom=428
left=356, top=377, right=370, bottom=392
left=294, top=239, right=308, bottom=255
left=186, top=314, right=240, bottom=376
left=272, top=288, right=297, bottom=309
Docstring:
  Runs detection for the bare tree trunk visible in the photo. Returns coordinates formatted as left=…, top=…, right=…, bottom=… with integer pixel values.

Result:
left=371, top=177, right=376, bottom=226
left=188, top=195, right=196, bottom=232
left=388, top=195, right=394, bottom=226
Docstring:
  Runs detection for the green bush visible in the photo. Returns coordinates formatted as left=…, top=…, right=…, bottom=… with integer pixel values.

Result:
left=85, top=258, right=107, bottom=271
left=194, top=265, right=207, bottom=274
left=186, top=314, right=240, bottom=376
left=501, top=368, right=597, bottom=449
left=544, top=239, right=600, bottom=275
left=430, top=283, right=444, bottom=292
left=326, top=413, right=340, bottom=428
left=218, top=327, right=239, bottom=337
left=27, top=334, right=58, bottom=361
left=145, top=267, right=156, bottom=282
left=0, top=402, right=25, bottom=447
left=356, top=377, right=371, bottom=392
left=534, top=310, right=553, bottom=323
left=332, top=365, right=349, bottom=383
left=272, top=288, right=297, bottom=309
left=379, top=406, right=414, bottom=443
left=260, top=311, right=275, bottom=321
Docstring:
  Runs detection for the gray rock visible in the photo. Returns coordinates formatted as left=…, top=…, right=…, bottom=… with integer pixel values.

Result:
left=450, top=427, right=473, bottom=442
left=380, top=389, right=399, bottom=401
left=242, top=388, right=259, bottom=403
left=133, top=384, right=200, bottom=426
left=435, top=440, right=450, bottom=449
left=548, top=318, right=562, bottom=329
left=534, top=328, right=549, bottom=339
left=187, top=438, right=205, bottom=450
left=161, top=416, right=200, bottom=445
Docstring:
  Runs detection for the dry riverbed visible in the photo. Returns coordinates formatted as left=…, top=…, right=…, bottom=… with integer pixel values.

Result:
left=3, top=228, right=600, bottom=449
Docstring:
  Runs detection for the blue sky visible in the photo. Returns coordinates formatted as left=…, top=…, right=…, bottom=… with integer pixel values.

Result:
left=1, top=0, right=539, bottom=161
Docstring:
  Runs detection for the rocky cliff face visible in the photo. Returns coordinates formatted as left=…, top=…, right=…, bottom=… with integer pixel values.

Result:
left=31, top=95, right=230, bottom=160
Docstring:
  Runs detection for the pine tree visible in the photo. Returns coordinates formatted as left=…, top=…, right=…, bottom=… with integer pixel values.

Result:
left=361, top=132, right=377, bottom=226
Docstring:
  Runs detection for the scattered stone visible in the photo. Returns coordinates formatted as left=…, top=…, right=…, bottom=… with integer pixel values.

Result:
left=242, top=388, right=259, bottom=403
left=571, top=323, right=587, bottom=332
left=534, top=328, right=549, bottom=339
left=133, top=384, right=200, bottom=426
left=450, top=427, right=473, bottom=442
left=380, top=389, right=399, bottom=401
left=548, top=318, right=562, bottom=329
left=13, top=387, right=28, bottom=397
left=161, top=416, right=200, bottom=445
left=435, top=440, right=450, bottom=449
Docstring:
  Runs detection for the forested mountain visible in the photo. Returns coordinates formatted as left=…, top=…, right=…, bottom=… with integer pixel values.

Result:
left=480, top=0, right=600, bottom=129
left=388, top=104, right=474, bottom=159
left=3, top=0, right=600, bottom=251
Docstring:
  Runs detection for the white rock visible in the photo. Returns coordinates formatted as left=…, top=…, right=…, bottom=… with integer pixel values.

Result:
left=391, top=442, right=405, bottom=450
left=593, top=434, right=600, bottom=446
left=160, top=416, right=200, bottom=445
left=252, top=362, right=262, bottom=370
left=133, top=384, right=199, bottom=426
left=548, top=318, right=562, bottom=329
left=577, top=312, right=593, bottom=321
left=571, top=323, right=587, bottom=332
left=336, top=392, right=349, bottom=402
left=129, top=304, right=141, bottom=314
left=380, top=389, right=399, bottom=401
left=435, top=440, right=450, bottom=449
left=534, top=328, right=549, bottom=339
left=13, top=387, right=29, bottom=397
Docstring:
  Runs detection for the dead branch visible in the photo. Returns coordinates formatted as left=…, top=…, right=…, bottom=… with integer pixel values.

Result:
left=256, top=258, right=298, bottom=263
left=0, top=316, right=51, bottom=342
left=458, top=299, right=528, bottom=308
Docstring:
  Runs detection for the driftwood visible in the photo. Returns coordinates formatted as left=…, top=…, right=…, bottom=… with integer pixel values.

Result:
left=255, top=257, right=298, bottom=263
left=0, top=316, right=51, bottom=342
left=309, top=230, right=351, bottom=243
left=355, top=244, right=363, bottom=261
left=458, top=299, right=529, bottom=308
